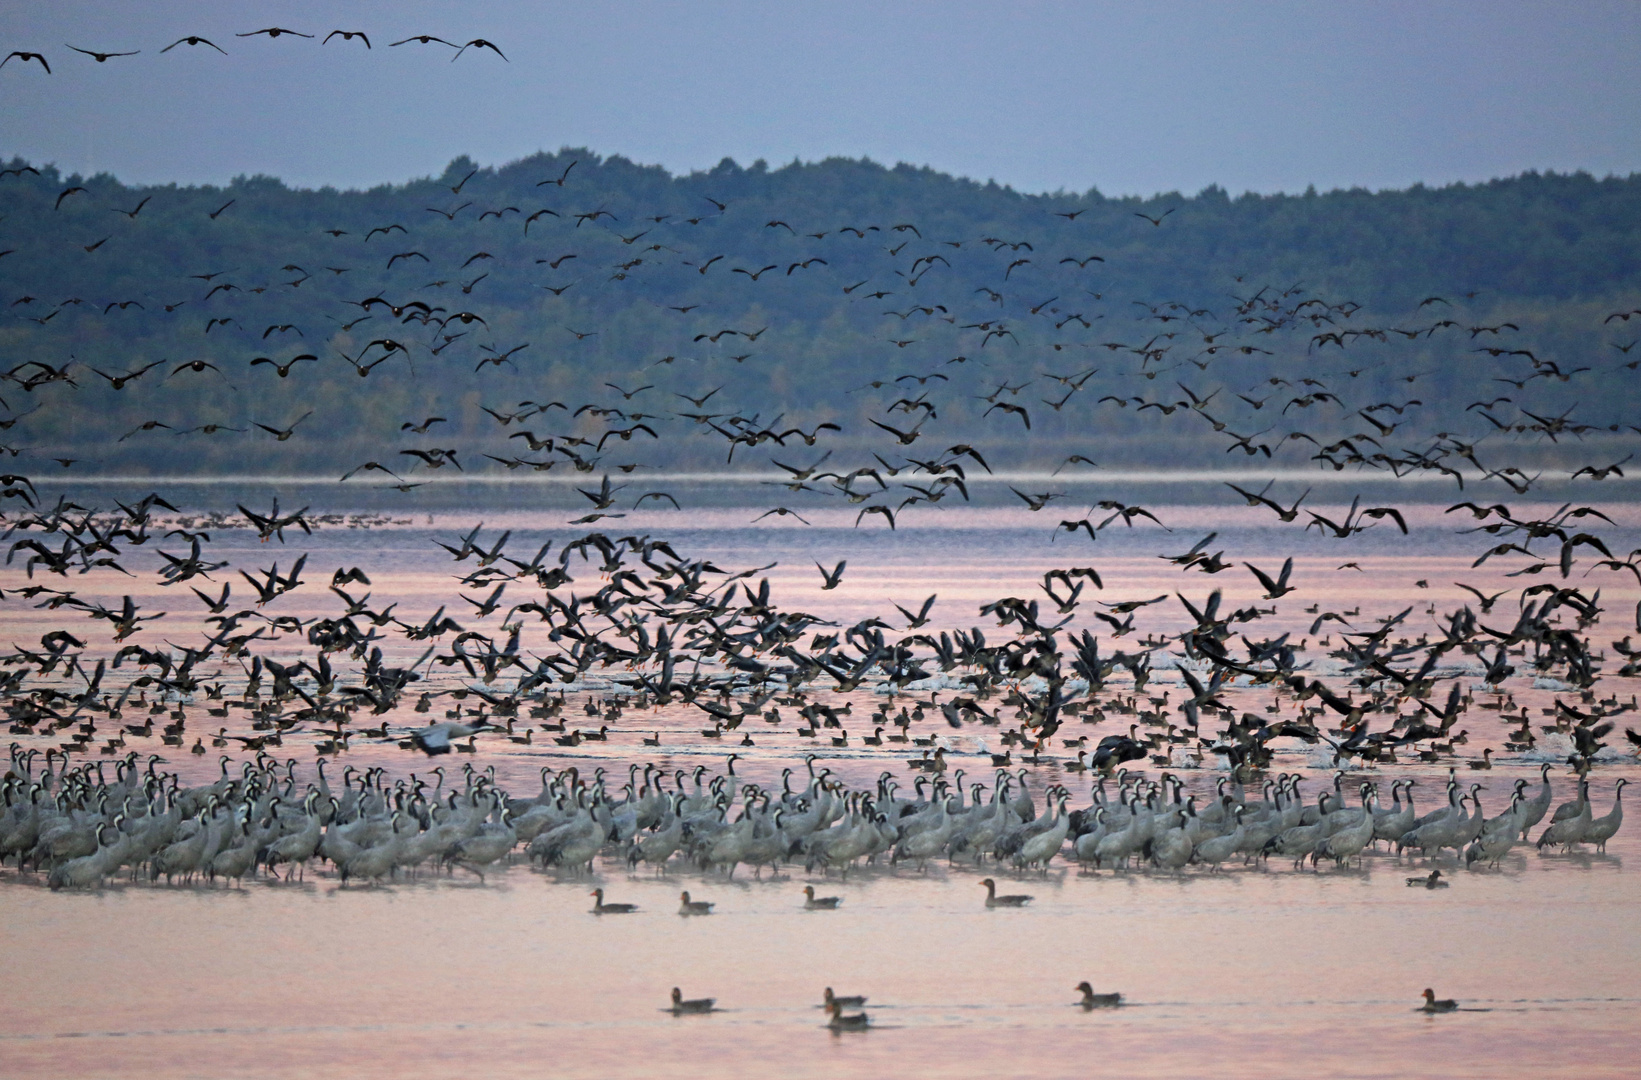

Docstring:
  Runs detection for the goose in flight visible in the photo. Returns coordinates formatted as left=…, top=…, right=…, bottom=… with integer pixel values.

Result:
left=67, top=45, right=139, bottom=62
left=408, top=719, right=494, bottom=755
left=390, top=35, right=457, bottom=49
left=161, top=36, right=227, bottom=54
left=453, top=38, right=507, bottom=61
left=3, top=51, right=51, bottom=72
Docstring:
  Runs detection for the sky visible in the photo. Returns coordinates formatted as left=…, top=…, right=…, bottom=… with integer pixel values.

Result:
left=1, top=1, right=1638, bottom=197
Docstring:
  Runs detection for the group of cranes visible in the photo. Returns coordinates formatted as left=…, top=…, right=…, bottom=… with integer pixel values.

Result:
left=2, top=747, right=1626, bottom=891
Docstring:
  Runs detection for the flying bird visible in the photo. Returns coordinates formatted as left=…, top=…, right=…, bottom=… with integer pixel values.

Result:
left=161, top=36, right=228, bottom=54
left=453, top=39, right=507, bottom=61
left=1, top=51, right=51, bottom=72
left=66, top=45, right=140, bottom=62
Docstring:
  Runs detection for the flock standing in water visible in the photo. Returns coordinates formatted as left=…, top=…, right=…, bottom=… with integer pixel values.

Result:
left=0, top=750, right=1624, bottom=891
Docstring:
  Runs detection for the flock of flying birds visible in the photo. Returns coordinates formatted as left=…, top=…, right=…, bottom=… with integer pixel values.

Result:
left=0, top=26, right=1639, bottom=901
left=3, top=28, right=507, bottom=72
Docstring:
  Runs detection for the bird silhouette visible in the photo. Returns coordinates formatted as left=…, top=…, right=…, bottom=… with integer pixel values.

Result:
left=2, top=51, right=51, bottom=72
left=161, top=36, right=228, bottom=55
left=66, top=45, right=139, bottom=62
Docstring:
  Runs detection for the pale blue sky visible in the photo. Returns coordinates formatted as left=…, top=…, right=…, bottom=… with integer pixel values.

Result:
left=1, top=1, right=1637, bottom=195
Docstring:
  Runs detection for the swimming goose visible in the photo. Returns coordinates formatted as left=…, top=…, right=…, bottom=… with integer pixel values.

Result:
left=1406, top=869, right=1448, bottom=888
left=1420, top=988, right=1458, bottom=1013
left=669, top=987, right=715, bottom=1014
left=679, top=890, right=715, bottom=915
left=980, top=877, right=1032, bottom=907
left=1075, top=981, right=1122, bottom=1008
left=803, top=884, right=841, bottom=909
left=590, top=888, right=637, bottom=914
left=824, top=987, right=867, bottom=1008
left=825, top=999, right=870, bottom=1030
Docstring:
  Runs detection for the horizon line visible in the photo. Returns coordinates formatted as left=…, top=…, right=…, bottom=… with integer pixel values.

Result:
left=12, top=147, right=1640, bottom=204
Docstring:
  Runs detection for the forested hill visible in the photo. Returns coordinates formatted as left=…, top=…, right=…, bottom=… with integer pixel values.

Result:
left=0, top=148, right=1637, bottom=479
